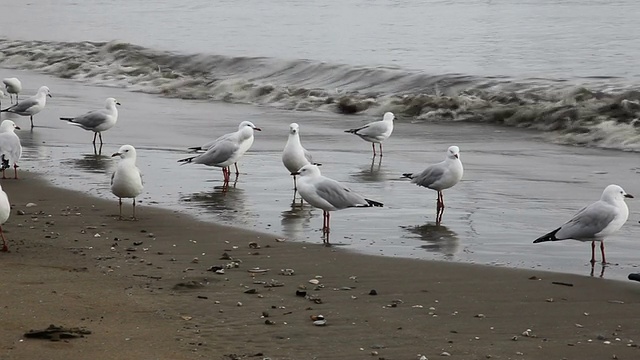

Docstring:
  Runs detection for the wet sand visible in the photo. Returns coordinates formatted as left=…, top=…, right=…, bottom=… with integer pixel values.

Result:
left=3, top=69, right=639, bottom=280
left=2, top=173, right=640, bottom=359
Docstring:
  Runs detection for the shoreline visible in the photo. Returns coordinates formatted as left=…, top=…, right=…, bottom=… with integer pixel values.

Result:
left=1, top=171, right=640, bottom=359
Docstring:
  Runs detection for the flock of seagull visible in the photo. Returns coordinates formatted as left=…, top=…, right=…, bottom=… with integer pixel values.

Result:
left=0, top=77, right=635, bottom=268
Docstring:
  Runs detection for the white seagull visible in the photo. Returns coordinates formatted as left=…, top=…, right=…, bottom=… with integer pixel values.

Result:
left=60, top=97, right=121, bottom=145
left=295, top=164, right=383, bottom=242
left=0, top=183, right=10, bottom=252
left=402, top=146, right=464, bottom=224
left=1, top=85, right=52, bottom=129
left=111, top=145, right=144, bottom=220
left=2, top=78, right=22, bottom=104
left=345, top=112, right=396, bottom=157
left=533, top=184, right=633, bottom=265
left=0, top=120, right=22, bottom=179
left=282, top=123, right=316, bottom=190
left=180, top=121, right=261, bottom=182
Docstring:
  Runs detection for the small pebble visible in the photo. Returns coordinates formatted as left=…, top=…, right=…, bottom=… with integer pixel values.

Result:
left=440, top=351, right=451, bottom=356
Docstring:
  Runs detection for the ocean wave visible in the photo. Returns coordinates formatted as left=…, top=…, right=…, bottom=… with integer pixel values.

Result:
left=1, top=38, right=639, bottom=151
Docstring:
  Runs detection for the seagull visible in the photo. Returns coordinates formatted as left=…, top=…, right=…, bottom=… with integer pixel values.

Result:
left=533, top=184, right=633, bottom=265
left=180, top=121, right=261, bottom=182
left=0, top=120, right=22, bottom=179
left=345, top=112, right=396, bottom=157
left=1, top=86, right=52, bottom=129
left=187, top=121, right=261, bottom=177
left=2, top=78, right=22, bottom=104
left=60, top=97, right=120, bottom=145
left=0, top=183, right=10, bottom=252
left=111, top=145, right=144, bottom=220
left=294, top=164, right=383, bottom=241
left=402, top=146, right=464, bottom=224
left=282, top=123, right=317, bottom=190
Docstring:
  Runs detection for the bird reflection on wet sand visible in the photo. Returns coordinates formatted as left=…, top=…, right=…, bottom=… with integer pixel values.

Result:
left=62, top=153, right=112, bottom=174
left=590, top=263, right=606, bottom=278
left=179, top=178, right=245, bottom=221
left=401, top=223, right=459, bottom=257
left=351, top=156, right=384, bottom=182
left=280, top=201, right=313, bottom=239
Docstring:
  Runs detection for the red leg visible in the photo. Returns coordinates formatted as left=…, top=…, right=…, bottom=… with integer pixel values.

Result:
left=322, top=211, right=327, bottom=231
left=13, top=164, right=18, bottom=179
left=1, top=169, right=5, bottom=179
left=326, top=212, right=331, bottom=233
left=600, top=241, right=606, bottom=265
left=590, top=241, right=596, bottom=265
left=92, top=132, right=97, bottom=144
left=118, top=198, right=123, bottom=220
left=234, top=163, right=240, bottom=176
left=0, top=225, right=8, bottom=252
left=372, top=143, right=376, bottom=156
left=379, top=143, right=383, bottom=157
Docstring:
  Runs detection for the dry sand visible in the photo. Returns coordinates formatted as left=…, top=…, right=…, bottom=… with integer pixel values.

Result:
left=1, top=172, right=640, bottom=360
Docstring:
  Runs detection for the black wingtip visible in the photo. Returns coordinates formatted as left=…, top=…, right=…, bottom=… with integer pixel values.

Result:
left=187, top=146, right=202, bottom=152
left=401, top=173, right=413, bottom=179
left=344, top=129, right=357, bottom=134
left=177, top=156, right=196, bottom=165
left=365, top=199, right=383, bottom=207
left=533, top=228, right=560, bottom=243
left=60, top=117, right=73, bottom=121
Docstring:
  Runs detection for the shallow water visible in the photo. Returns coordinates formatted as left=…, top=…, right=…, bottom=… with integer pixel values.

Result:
left=3, top=70, right=639, bottom=281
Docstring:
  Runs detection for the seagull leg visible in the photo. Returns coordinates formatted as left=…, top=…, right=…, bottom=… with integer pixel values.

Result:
left=1, top=169, right=5, bottom=179
left=293, top=175, right=297, bottom=191
left=600, top=241, right=606, bottom=265
left=590, top=241, right=596, bottom=265
left=371, top=143, right=376, bottom=157
left=132, top=198, right=137, bottom=220
left=234, top=163, right=240, bottom=176
left=13, top=164, right=18, bottom=179
left=436, top=191, right=445, bottom=225
left=0, top=225, right=8, bottom=252
left=99, top=132, right=103, bottom=145
left=326, top=212, right=331, bottom=233
left=118, top=198, right=123, bottom=220
left=30, top=116, right=34, bottom=129
left=92, top=132, right=97, bottom=145
left=379, top=143, right=383, bottom=157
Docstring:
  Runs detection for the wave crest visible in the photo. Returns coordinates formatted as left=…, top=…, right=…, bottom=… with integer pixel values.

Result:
left=1, top=38, right=639, bottom=151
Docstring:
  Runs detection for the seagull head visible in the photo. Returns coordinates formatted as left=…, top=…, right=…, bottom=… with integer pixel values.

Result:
left=106, top=97, right=121, bottom=107
left=239, top=121, right=261, bottom=132
left=602, top=184, right=634, bottom=203
left=291, top=164, right=321, bottom=177
left=0, top=120, right=19, bottom=132
left=289, top=123, right=300, bottom=135
left=39, top=86, right=52, bottom=98
left=383, top=112, right=396, bottom=122
left=447, top=145, right=460, bottom=160
left=112, top=144, right=137, bottom=160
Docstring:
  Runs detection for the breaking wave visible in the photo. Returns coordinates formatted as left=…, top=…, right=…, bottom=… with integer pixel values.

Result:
left=1, top=38, right=639, bottom=151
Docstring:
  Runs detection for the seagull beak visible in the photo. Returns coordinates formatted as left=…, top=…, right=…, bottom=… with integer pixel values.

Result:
left=47, top=93, right=52, bottom=98
left=111, top=152, right=121, bottom=157
left=454, top=154, right=459, bottom=159
left=291, top=171, right=300, bottom=176
left=116, top=102, right=121, bottom=106
left=254, top=127, right=262, bottom=131
left=15, top=126, right=20, bottom=130
left=624, top=193, right=634, bottom=198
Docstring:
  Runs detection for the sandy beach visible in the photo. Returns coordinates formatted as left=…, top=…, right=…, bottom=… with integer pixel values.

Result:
left=0, top=172, right=639, bottom=360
